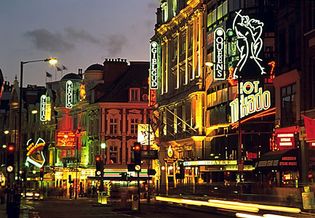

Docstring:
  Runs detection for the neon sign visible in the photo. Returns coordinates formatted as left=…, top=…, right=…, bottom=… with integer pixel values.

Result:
left=232, top=10, right=266, bottom=79
left=25, top=138, right=46, bottom=168
left=56, top=131, right=76, bottom=148
left=80, top=83, right=86, bottom=101
left=230, top=81, right=271, bottom=123
left=40, top=95, right=46, bottom=121
left=213, top=27, right=226, bottom=80
left=40, top=95, right=51, bottom=121
left=66, top=80, right=73, bottom=108
left=150, top=41, right=158, bottom=89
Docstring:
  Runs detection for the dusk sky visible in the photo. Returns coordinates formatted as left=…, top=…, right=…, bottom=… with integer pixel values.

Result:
left=0, top=0, right=159, bottom=86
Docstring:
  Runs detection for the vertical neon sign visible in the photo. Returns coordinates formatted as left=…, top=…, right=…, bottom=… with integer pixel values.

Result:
left=213, top=27, right=226, bottom=80
left=40, top=95, right=46, bottom=121
left=66, top=80, right=73, bottom=109
left=150, top=41, right=158, bottom=89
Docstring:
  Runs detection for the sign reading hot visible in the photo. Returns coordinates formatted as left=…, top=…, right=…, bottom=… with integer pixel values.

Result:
left=25, top=138, right=46, bottom=168
left=213, top=27, right=226, bottom=80
left=230, top=81, right=271, bottom=123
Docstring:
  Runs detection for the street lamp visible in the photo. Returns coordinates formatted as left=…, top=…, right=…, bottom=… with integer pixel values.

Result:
left=18, top=57, right=57, bottom=186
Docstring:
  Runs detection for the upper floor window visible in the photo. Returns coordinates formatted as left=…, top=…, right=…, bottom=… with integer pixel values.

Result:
left=129, top=88, right=140, bottom=102
left=281, top=83, right=296, bottom=127
left=109, top=118, right=118, bottom=135
left=130, top=118, right=138, bottom=135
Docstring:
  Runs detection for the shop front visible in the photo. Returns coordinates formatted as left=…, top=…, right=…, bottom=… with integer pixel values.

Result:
left=255, top=148, right=299, bottom=187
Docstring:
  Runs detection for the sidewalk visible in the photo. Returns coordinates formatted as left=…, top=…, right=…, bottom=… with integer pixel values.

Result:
left=0, top=201, right=30, bottom=218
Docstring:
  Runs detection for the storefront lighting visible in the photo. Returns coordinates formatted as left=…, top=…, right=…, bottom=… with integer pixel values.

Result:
left=101, top=142, right=106, bottom=149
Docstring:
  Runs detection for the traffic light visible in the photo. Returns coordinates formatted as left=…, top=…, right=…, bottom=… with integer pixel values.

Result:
left=132, top=142, right=142, bottom=166
left=95, top=155, right=104, bottom=176
left=6, top=143, right=15, bottom=173
left=40, top=167, right=44, bottom=181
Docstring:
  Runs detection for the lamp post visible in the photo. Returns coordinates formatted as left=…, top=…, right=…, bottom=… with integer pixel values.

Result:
left=75, top=128, right=81, bottom=199
left=18, top=58, right=57, bottom=190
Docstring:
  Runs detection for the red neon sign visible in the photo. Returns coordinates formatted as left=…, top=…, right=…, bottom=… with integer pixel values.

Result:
left=56, top=131, right=76, bottom=148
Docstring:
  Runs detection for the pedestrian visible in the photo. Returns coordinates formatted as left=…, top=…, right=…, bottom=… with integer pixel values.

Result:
left=69, top=185, right=73, bottom=199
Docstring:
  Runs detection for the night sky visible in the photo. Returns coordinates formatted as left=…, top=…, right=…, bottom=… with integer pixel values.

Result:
left=0, top=0, right=159, bottom=86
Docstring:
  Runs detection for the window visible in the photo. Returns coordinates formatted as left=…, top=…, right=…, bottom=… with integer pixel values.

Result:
left=130, top=118, right=138, bottom=135
left=109, top=118, right=118, bottom=135
left=130, top=88, right=140, bottom=102
left=109, top=145, right=118, bottom=164
left=281, top=84, right=296, bottom=127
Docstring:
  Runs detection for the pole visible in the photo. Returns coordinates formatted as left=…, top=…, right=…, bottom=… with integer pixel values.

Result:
left=137, top=170, right=141, bottom=211
left=75, top=131, right=79, bottom=199
left=147, top=117, right=150, bottom=203
left=18, top=62, right=23, bottom=185
left=238, top=76, right=243, bottom=186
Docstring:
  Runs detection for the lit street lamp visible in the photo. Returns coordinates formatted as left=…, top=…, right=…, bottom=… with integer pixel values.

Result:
left=18, top=57, right=57, bottom=188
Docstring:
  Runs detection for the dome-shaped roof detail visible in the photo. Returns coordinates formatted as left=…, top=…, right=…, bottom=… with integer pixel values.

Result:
left=85, top=64, right=104, bottom=72
left=61, top=73, right=82, bottom=81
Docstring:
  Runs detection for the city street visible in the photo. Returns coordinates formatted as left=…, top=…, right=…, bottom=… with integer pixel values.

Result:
left=25, top=198, right=226, bottom=218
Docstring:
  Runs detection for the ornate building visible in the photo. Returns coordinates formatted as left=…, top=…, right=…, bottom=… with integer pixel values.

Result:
left=152, top=0, right=207, bottom=194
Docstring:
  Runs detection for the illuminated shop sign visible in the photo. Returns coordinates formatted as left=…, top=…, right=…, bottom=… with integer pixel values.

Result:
left=230, top=80, right=271, bottom=123
left=137, top=124, right=155, bottom=145
left=56, top=131, right=76, bottom=148
left=232, top=10, right=265, bottom=79
left=276, top=133, right=296, bottom=150
left=79, top=83, right=86, bottom=101
left=65, top=80, right=73, bottom=108
left=183, top=160, right=237, bottom=167
left=213, top=27, right=226, bottom=80
left=25, top=138, right=46, bottom=168
left=40, top=94, right=51, bottom=122
left=150, top=41, right=158, bottom=89
left=149, top=89, right=157, bottom=107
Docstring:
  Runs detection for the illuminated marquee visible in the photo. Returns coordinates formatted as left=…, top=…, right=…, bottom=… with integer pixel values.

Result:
left=150, top=41, right=158, bottom=89
left=230, top=81, right=271, bottom=123
left=213, top=27, right=226, bottom=80
left=66, top=80, right=73, bottom=108
left=25, top=138, right=46, bottom=168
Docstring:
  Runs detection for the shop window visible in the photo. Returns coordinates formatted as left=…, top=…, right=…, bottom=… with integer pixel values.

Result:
left=281, top=83, right=296, bottom=127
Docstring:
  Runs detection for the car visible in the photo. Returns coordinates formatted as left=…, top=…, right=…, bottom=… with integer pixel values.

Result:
left=21, top=189, right=42, bottom=200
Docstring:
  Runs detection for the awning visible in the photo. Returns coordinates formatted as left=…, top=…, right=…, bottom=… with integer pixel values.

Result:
left=255, top=149, right=298, bottom=170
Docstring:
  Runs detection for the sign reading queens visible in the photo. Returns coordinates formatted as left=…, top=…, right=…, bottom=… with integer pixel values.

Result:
left=213, top=27, right=226, bottom=80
